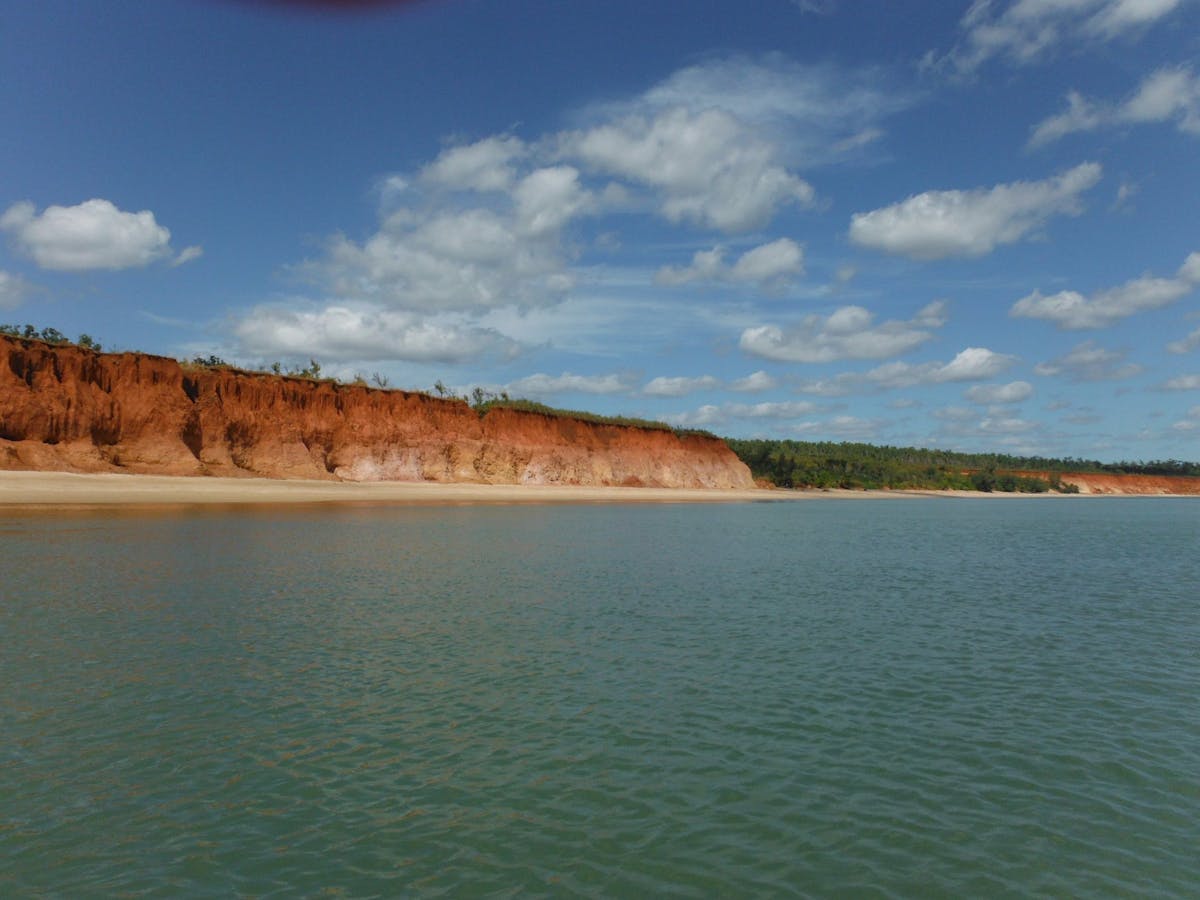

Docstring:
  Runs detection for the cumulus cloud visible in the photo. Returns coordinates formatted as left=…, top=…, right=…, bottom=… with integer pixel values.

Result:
left=940, top=0, right=1186, bottom=73
left=1030, top=66, right=1200, bottom=146
left=0, top=199, right=195, bottom=271
left=513, top=166, right=594, bottom=236
left=556, top=55, right=917, bottom=233
left=1034, top=341, right=1142, bottom=381
left=0, top=270, right=35, bottom=310
left=231, top=303, right=520, bottom=364
left=241, top=57, right=913, bottom=364
left=730, top=370, right=778, bottom=392
left=656, top=238, right=804, bottom=290
left=849, top=163, right=1102, bottom=260
left=965, top=380, right=1034, bottom=404
left=795, top=347, right=1017, bottom=395
left=419, top=136, right=527, bottom=192
left=563, top=107, right=814, bottom=233
left=739, top=301, right=946, bottom=363
left=506, top=371, right=634, bottom=396
left=1012, top=250, right=1200, bottom=329
left=642, top=375, right=720, bottom=397
left=320, top=205, right=576, bottom=313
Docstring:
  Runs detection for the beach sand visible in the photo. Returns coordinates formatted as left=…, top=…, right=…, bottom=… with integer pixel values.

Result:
left=0, top=471, right=1161, bottom=508
left=0, top=471, right=795, bottom=507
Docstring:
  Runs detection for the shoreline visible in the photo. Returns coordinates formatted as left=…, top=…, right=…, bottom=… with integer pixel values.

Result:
left=1, top=470, right=1192, bottom=508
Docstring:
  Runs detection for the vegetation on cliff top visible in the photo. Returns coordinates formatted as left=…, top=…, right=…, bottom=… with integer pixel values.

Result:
left=1, top=325, right=709, bottom=438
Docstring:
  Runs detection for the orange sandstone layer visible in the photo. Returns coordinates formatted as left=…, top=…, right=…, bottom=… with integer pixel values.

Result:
left=0, top=336, right=753, bottom=490
left=1021, top=471, right=1200, bottom=495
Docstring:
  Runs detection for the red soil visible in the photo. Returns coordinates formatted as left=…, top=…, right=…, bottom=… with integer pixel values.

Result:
left=0, top=336, right=753, bottom=489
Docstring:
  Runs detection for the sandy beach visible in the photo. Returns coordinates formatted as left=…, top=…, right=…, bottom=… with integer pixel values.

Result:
left=0, top=471, right=796, bottom=507
left=1, top=471, right=1182, bottom=508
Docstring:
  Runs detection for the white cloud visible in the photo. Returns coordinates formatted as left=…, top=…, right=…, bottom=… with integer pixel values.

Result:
left=321, top=206, right=573, bottom=312
left=1171, top=405, right=1200, bottom=430
left=172, top=245, right=204, bottom=267
left=740, top=301, right=946, bottom=363
left=791, top=0, right=836, bottom=14
left=942, top=0, right=1186, bottom=73
left=1030, top=66, right=1200, bottom=146
left=937, top=411, right=1040, bottom=439
left=732, top=239, right=806, bottom=285
left=965, top=380, right=1034, bottom=404
left=231, top=303, right=520, bottom=364
left=506, top=371, right=633, bottom=396
left=656, top=238, right=804, bottom=290
left=642, top=375, right=720, bottom=397
left=730, top=370, right=778, bottom=392
left=0, top=199, right=188, bottom=271
left=1011, top=250, right=1200, bottom=328
left=937, top=346, right=1017, bottom=381
left=795, top=346, right=1017, bottom=395
left=513, top=166, right=593, bottom=236
left=665, top=399, right=820, bottom=428
left=1167, top=326, right=1200, bottom=354
left=1162, top=373, right=1200, bottom=390
left=0, top=270, right=35, bottom=310
left=731, top=400, right=820, bottom=418
left=419, top=136, right=527, bottom=192
left=630, top=56, right=913, bottom=167
left=849, top=163, right=1102, bottom=260
left=1034, top=340, right=1142, bottom=381
left=792, top=415, right=883, bottom=440
left=564, top=106, right=814, bottom=233
left=934, top=405, right=977, bottom=422
left=1087, top=0, right=1185, bottom=38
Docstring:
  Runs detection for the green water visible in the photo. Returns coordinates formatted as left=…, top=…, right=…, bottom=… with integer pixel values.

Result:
left=2, top=499, right=1198, bottom=897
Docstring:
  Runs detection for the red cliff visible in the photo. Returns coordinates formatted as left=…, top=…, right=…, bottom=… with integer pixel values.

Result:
left=0, top=336, right=755, bottom=489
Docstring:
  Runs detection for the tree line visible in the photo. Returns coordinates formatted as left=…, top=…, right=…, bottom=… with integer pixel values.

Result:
left=726, top=438, right=1200, bottom=491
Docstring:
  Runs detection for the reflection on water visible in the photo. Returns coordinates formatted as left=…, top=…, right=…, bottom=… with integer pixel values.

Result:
left=2, top=500, right=1198, bottom=895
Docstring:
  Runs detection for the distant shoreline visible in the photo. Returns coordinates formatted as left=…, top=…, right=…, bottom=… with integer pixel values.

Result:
left=1, top=471, right=1192, bottom=509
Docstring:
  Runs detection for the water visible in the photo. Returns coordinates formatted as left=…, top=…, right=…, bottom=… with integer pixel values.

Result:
left=2, top=498, right=1198, bottom=897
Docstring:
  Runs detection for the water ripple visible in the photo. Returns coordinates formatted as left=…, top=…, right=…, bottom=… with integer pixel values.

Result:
left=2, top=500, right=1198, bottom=896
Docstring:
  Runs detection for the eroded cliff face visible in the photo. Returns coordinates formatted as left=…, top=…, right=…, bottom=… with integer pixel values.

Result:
left=1034, top=472, right=1200, bottom=495
left=0, top=336, right=755, bottom=489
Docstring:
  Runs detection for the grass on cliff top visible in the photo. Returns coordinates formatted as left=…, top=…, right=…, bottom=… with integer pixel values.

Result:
left=473, top=397, right=716, bottom=438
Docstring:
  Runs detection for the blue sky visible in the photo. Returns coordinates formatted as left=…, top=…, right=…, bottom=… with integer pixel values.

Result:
left=3, top=0, right=1199, bottom=461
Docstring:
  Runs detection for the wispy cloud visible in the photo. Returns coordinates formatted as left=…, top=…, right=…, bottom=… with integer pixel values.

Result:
left=1030, top=66, right=1200, bottom=147
left=1034, top=341, right=1142, bottom=381
left=935, top=0, right=1187, bottom=74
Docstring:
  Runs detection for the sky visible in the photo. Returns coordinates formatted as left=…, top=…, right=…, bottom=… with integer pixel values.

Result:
left=3, top=0, right=1199, bottom=461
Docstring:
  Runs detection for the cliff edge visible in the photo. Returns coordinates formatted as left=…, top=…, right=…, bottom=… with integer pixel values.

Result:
left=0, top=336, right=754, bottom=489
